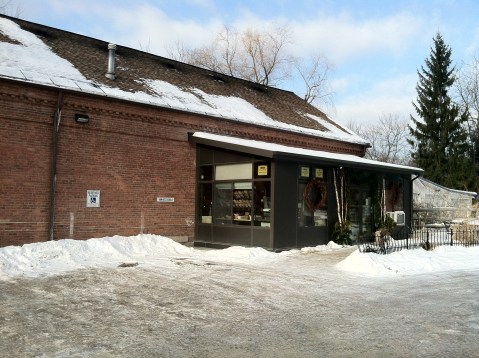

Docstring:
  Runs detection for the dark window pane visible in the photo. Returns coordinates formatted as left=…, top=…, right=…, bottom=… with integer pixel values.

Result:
left=200, top=166, right=213, bottom=181
left=213, top=183, right=233, bottom=224
left=199, top=183, right=212, bottom=224
left=253, top=181, right=271, bottom=227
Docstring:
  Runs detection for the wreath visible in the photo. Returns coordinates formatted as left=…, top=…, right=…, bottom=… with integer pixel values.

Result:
left=303, top=178, right=327, bottom=211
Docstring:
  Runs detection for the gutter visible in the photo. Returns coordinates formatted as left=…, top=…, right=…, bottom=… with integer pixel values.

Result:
left=48, top=91, right=63, bottom=241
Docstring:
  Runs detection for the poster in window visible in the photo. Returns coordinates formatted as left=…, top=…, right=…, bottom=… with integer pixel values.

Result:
left=301, top=166, right=310, bottom=177
left=315, top=168, right=324, bottom=178
left=257, top=165, right=268, bottom=176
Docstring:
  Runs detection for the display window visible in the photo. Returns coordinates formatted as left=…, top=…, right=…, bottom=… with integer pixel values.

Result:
left=298, top=165, right=328, bottom=228
left=213, top=183, right=233, bottom=224
left=198, top=161, right=271, bottom=227
left=233, top=182, right=253, bottom=225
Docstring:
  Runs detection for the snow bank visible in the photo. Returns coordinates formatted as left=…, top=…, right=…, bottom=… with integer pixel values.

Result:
left=1, top=235, right=478, bottom=280
left=201, top=246, right=277, bottom=264
left=0, top=235, right=194, bottom=279
left=337, top=246, right=479, bottom=276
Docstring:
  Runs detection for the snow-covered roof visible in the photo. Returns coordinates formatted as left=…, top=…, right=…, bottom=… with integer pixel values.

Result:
left=191, top=132, right=423, bottom=174
left=0, top=15, right=368, bottom=146
left=414, top=177, right=477, bottom=198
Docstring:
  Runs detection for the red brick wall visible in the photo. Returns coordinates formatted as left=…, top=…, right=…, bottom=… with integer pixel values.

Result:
left=0, top=79, right=366, bottom=247
left=0, top=82, right=53, bottom=246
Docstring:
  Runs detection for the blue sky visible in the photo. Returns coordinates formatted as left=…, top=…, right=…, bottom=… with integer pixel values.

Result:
left=4, top=0, right=479, bottom=125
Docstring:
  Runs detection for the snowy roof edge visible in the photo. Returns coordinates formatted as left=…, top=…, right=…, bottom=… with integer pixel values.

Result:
left=191, top=131, right=423, bottom=174
left=416, top=176, right=477, bottom=197
left=0, top=15, right=370, bottom=147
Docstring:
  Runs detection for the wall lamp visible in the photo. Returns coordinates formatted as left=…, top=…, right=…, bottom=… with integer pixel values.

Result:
left=75, top=114, right=90, bottom=124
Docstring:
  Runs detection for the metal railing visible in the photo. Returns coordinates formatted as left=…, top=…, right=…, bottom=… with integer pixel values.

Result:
left=357, top=224, right=479, bottom=254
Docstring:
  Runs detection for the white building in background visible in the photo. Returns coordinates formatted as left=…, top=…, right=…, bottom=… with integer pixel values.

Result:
left=413, top=177, right=477, bottom=225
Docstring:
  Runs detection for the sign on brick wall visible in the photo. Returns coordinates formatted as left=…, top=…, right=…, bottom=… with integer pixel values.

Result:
left=86, top=190, right=101, bottom=207
left=157, top=197, right=175, bottom=203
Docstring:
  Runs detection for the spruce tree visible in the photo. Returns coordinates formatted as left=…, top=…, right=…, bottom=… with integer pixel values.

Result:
left=409, top=33, right=475, bottom=190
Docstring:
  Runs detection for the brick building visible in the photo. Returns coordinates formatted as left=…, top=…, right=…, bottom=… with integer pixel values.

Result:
left=0, top=15, right=422, bottom=249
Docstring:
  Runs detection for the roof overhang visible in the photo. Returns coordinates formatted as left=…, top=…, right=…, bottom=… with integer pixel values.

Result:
left=190, top=132, right=424, bottom=175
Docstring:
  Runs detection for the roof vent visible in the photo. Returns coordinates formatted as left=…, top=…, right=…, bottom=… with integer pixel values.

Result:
left=163, top=62, right=178, bottom=71
left=105, top=43, right=117, bottom=80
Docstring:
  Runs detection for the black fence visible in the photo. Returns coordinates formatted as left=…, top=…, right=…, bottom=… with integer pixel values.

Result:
left=357, top=224, right=479, bottom=254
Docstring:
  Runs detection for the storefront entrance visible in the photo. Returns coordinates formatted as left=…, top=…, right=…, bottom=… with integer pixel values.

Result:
left=196, top=146, right=272, bottom=247
left=191, top=132, right=420, bottom=250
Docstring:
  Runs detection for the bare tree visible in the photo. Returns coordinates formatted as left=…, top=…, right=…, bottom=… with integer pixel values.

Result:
left=455, top=54, right=479, bottom=169
left=167, top=24, right=333, bottom=108
left=455, top=54, right=479, bottom=123
left=295, top=53, right=335, bottom=112
left=348, top=114, right=411, bottom=165
left=240, top=25, right=293, bottom=86
left=168, top=24, right=293, bottom=86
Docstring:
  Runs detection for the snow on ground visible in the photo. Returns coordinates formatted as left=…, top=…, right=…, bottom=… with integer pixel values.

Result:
left=337, top=245, right=479, bottom=276
left=0, top=234, right=478, bottom=280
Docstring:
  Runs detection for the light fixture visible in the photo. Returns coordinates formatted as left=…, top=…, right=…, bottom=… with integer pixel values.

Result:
left=75, top=114, right=90, bottom=124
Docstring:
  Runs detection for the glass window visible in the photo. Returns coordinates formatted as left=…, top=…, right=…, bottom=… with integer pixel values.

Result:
left=298, top=179, right=328, bottom=227
left=213, top=183, right=233, bottom=224
left=197, top=154, right=271, bottom=229
left=298, top=181, right=313, bottom=227
left=200, top=166, right=213, bottom=181
left=349, top=187, right=372, bottom=239
left=215, top=163, right=252, bottom=181
left=253, top=181, right=271, bottom=227
left=385, top=178, right=404, bottom=212
left=199, top=183, right=212, bottom=224
left=233, top=182, right=253, bottom=225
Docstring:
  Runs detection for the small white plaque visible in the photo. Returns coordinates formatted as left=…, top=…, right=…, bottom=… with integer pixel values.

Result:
left=86, top=190, right=100, bottom=208
left=157, top=197, right=175, bottom=203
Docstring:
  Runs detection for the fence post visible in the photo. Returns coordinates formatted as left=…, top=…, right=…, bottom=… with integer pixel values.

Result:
left=450, top=227, right=454, bottom=246
left=426, top=230, right=430, bottom=250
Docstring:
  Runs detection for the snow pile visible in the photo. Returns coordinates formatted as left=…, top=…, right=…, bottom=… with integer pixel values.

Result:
left=201, top=246, right=278, bottom=264
left=1, top=234, right=478, bottom=280
left=0, top=235, right=194, bottom=279
left=337, top=246, right=479, bottom=276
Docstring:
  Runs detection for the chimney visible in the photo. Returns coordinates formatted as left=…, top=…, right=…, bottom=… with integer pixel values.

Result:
left=105, top=43, right=117, bottom=80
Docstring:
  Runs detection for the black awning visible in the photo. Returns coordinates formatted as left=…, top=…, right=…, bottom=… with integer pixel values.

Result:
left=190, top=132, right=423, bottom=175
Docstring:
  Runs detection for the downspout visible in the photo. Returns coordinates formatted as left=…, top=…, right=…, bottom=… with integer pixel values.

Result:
left=48, top=91, right=63, bottom=241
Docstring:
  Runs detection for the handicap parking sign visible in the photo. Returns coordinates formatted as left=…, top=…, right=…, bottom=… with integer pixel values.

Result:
left=86, top=190, right=100, bottom=208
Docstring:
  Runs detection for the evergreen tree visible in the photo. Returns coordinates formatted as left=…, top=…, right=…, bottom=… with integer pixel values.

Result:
left=409, top=33, right=476, bottom=190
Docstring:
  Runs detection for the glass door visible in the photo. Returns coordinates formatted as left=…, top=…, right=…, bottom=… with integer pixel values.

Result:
left=349, top=186, right=372, bottom=240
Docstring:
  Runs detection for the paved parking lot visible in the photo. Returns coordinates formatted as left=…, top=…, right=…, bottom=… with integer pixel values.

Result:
left=1, top=248, right=478, bottom=357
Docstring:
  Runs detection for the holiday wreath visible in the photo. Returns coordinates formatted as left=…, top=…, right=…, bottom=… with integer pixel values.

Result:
left=303, top=178, right=327, bottom=211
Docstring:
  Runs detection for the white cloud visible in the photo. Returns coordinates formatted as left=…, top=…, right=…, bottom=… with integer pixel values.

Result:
left=103, top=4, right=223, bottom=56
left=335, top=74, right=417, bottom=125
left=16, top=0, right=223, bottom=57
left=289, top=12, right=423, bottom=64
